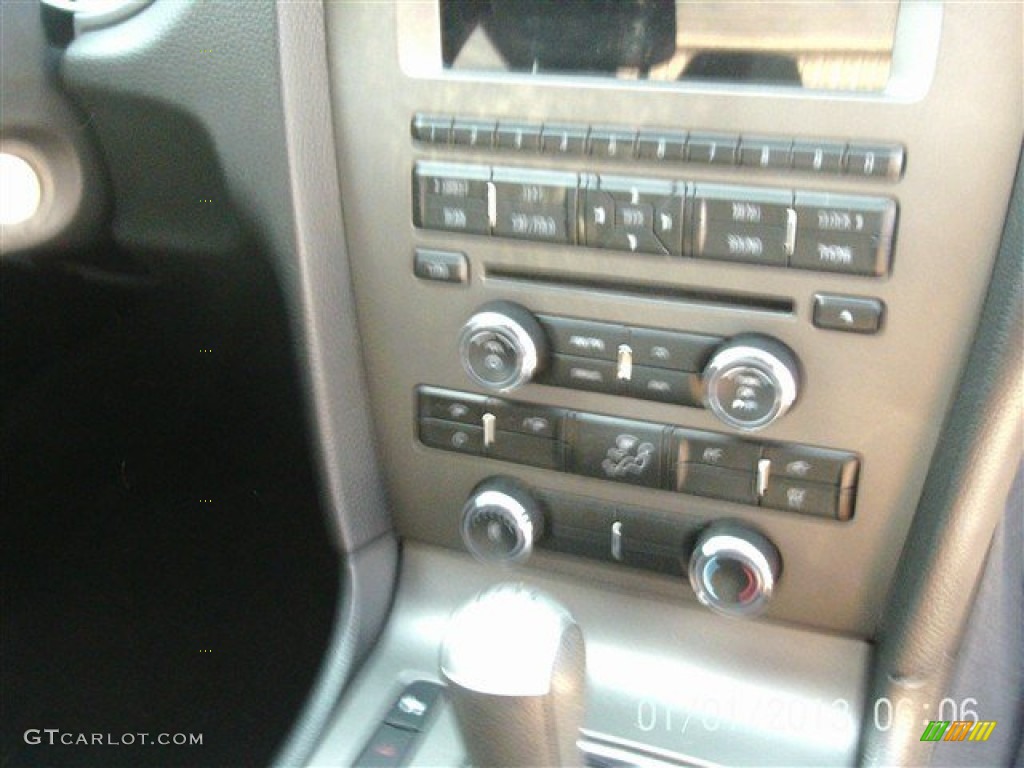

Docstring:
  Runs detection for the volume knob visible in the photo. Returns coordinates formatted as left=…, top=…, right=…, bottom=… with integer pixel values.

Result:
left=702, top=334, right=800, bottom=431
left=460, top=477, right=544, bottom=565
left=458, top=301, right=548, bottom=393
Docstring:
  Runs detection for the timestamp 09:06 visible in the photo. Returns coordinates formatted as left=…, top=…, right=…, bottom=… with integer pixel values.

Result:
left=633, top=697, right=982, bottom=735
left=871, top=697, right=981, bottom=731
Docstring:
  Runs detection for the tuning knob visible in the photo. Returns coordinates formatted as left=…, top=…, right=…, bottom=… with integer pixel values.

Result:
left=688, top=522, right=781, bottom=618
left=458, top=301, right=548, bottom=393
left=702, top=334, right=800, bottom=431
left=460, top=477, right=544, bottom=565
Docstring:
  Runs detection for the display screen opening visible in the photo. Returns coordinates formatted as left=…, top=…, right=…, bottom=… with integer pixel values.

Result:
left=441, top=0, right=900, bottom=92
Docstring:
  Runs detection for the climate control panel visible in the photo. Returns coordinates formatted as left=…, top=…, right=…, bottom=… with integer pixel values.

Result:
left=458, top=302, right=802, bottom=432
left=419, top=387, right=859, bottom=521
left=459, top=476, right=784, bottom=617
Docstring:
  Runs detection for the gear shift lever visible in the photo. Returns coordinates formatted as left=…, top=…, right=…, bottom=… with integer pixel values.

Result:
left=440, top=583, right=586, bottom=767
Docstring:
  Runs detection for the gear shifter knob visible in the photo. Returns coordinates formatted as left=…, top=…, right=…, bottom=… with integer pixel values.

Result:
left=440, top=584, right=586, bottom=767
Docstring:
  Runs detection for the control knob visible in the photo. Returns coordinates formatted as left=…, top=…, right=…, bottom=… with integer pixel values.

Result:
left=702, top=334, right=800, bottom=431
left=688, top=521, right=781, bottom=617
left=460, top=477, right=544, bottom=565
left=458, top=301, right=549, bottom=393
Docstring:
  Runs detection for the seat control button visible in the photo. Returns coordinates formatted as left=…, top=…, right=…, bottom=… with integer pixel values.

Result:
left=568, top=414, right=665, bottom=489
left=761, top=477, right=844, bottom=519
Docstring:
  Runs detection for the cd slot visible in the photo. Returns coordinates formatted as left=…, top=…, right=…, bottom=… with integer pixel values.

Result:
left=484, top=266, right=795, bottom=316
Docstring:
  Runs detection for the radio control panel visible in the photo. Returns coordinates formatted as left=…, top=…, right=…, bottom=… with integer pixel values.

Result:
left=414, top=161, right=898, bottom=276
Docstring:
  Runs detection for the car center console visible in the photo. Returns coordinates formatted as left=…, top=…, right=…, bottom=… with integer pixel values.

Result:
left=314, top=1, right=1022, bottom=764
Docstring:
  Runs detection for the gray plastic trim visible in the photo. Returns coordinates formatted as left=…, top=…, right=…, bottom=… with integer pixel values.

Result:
left=60, top=1, right=400, bottom=759
left=274, top=535, right=399, bottom=768
left=307, top=543, right=870, bottom=767
left=860, top=149, right=1024, bottom=766
left=62, top=0, right=392, bottom=552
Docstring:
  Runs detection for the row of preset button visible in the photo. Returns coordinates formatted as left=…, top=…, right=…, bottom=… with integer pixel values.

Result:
left=413, top=162, right=898, bottom=277
left=411, top=114, right=905, bottom=181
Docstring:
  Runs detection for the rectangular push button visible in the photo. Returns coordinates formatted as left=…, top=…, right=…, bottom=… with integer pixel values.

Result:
left=494, top=122, right=542, bottom=152
left=414, top=248, right=468, bottom=284
left=630, top=329, right=721, bottom=372
left=546, top=355, right=618, bottom=394
left=540, top=124, right=588, bottom=156
left=763, top=445, right=859, bottom=487
left=672, top=429, right=762, bottom=473
left=488, top=431, right=564, bottom=470
left=492, top=167, right=576, bottom=244
left=687, top=133, right=738, bottom=165
left=695, top=222, right=789, bottom=266
left=791, top=141, right=845, bottom=173
left=846, top=143, right=905, bottom=180
left=538, top=316, right=628, bottom=361
left=411, top=114, right=452, bottom=144
left=738, top=137, right=793, bottom=170
left=355, top=724, right=418, bottom=768
left=675, top=463, right=757, bottom=505
left=384, top=681, right=445, bottom=732
left=486, top=399, right=564, bottom=438
left=794, top=192, right=897, bottom=240
left=568, top=414, right=665, bottom=489
left=414, top=162, right=491, bottom=235
left=791, top=233, right=890, bottom=276
left=813, top=294, right=885, bottom=334
left=693, top=185, right=794, bottom=228
left=418, top=387, right=487, bottom=424
left=628, top=367, right=702, bottom=407
left=761, top=478, right=845, bottom=519
left=692, top=185, right=793, bottom=266
left=588, top=127, right=636, bottom=160
left=451, top=118, right=496, bottom=148
left=419, top=419, right=483, bottom=456
left=636, top=131, right=687, bottom=162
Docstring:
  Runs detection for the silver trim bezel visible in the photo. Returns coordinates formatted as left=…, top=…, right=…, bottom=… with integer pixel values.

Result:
left=458, top=309, right=540, bottom=393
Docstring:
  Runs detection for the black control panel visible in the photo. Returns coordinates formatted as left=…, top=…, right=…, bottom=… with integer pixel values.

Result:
left=418, top=387, right=859, bottom=521
left=412, top=114, right=905, bottom=182
left=537, top=314, right=717, bottom=406
left=413, top=162, right=898, bottom=277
